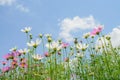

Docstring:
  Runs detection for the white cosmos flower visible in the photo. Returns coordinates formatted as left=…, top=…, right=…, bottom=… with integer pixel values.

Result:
left=27, top=39, right=41, bottom=48
left=32, top=54, right=44, bottom=60
left=21, top=27, right=32, bottom=33
left=76, top=53, right=84, bottom=58
left=9, top=46, right=17, bottom=51
left=46, top=41, right=62, bottom=51
left=83, top=32, right=90, bottom=39
left=45, top=34, right=52, bottom=38
left=18, top=48, right=30, bottom=54
left=76, top=43, right=88, bottom=51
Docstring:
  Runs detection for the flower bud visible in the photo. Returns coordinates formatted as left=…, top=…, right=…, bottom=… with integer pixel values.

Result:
left=39, top=34, right=43, bottom=38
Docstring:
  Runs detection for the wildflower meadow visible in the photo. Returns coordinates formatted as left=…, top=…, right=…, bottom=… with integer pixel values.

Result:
left=0, top=25, right=120, bottom=80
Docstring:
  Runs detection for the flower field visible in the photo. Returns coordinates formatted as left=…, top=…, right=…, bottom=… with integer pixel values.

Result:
left=0, top=26, right=120, bottom=80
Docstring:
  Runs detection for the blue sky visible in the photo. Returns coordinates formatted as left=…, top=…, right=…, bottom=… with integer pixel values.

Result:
left=0, top=0, right=120, bottom=59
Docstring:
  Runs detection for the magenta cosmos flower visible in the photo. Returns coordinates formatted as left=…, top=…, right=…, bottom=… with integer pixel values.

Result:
left=11, top=51, right=21, bottom=57
left=90, top=25, right=103, bottom=36
left=3, top=53, right=13, bottom=60
left=1, top=61, right=7, bottom=65
left=4, top=51, right=21, bottom=60
left=1, top=66, right=11, bottom=73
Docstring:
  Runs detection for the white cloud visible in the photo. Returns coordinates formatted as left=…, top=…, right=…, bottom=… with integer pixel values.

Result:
left=16, top=4, right=29, bottom=13
left=110, top=27, right=120, bottom=48
left=59, top=15, right=99, bottom=42
left=0, top=0, right=15, bottom=6
left=0, top=0, right=29, bottom=13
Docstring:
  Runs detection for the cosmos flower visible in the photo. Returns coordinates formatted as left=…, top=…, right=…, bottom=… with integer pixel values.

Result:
left=20, top=58, right=27, bottom=64
left=45, top=34, right=52, bottom=42
left=4, top=53, right=13, bottom=60
left=61, top=42, right=69, bottom=48
left=21, top=27, right=32, bottom=33
left=64, top=57, right=69, bottom=62
left=11, top=51, right=21, bottom=57
left=9, top=46, right=17, bottom=51
left=1, top=61, right=7, bottom=65
left=83, top=32, right=90, bottom=39
left=45, top=34, right=52, bottom=38
left=18, top=48, right=29, bottom=55
left=19, top=62, right=28, bottom=68
left=1, top=66, right=11, bottom=73
left=11, top=60, right=18, bottom=67
left=90, top=25, right=103, bottom=36
left=29, top=33, right=33, bottom=39
left=27, top=39, right=41, bottom=48
left=76, top=52, right=84, bottom=58
left=13, top=57, right=18, bottom=61
left=76, top=43, right=89, bottom=51
left=46, top=41, right=62, bottom=51
left=44, top=52, right=50, bottom=57
left=32, top=54, right=44, bottom=61
left=39, top=34, right=43, bottom=38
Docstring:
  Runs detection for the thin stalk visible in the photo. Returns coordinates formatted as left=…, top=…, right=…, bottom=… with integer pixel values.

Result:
left=41, top=38, right=45, bottom=53
left=48, top=42, right=53, bottom=80
left=54, top=50, right=57, bottom=80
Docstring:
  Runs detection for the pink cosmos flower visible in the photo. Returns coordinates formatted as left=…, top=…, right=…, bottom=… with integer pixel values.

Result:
left=1, top=61, right=7, bottom=65
left=11, top=60, right=18, bottom=69
left=44, top=52, right=50, bottom=57
left=3, top=51, right=21, bottom=60
left=64, top=57, right=69, bottom=62
left=20, top=58, right=27, bottom=63
left=19, top=58, right=27, bottom=68
left=13, top=57, right=18, bottom=61
left=1, top=66, right=11, bottom=73
left=61, top=42, right=69, bottom=48
left=3, top=53, right=13, bottom=60
left=19, top=62, right=28, bottom=68
left=90, top=25, right=103, bottom=36
left=11, top=51, right=21, bottom=57
left=11, top=60, right=18, bottom=66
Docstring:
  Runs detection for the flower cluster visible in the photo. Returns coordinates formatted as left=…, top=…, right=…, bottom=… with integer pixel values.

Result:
left=1, top=26, right=120, bottom=80
left=1, top=50, right=28, bottom=73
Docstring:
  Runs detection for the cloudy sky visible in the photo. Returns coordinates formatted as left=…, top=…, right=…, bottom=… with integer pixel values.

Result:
left=0, top=0, right=120, bottom=59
